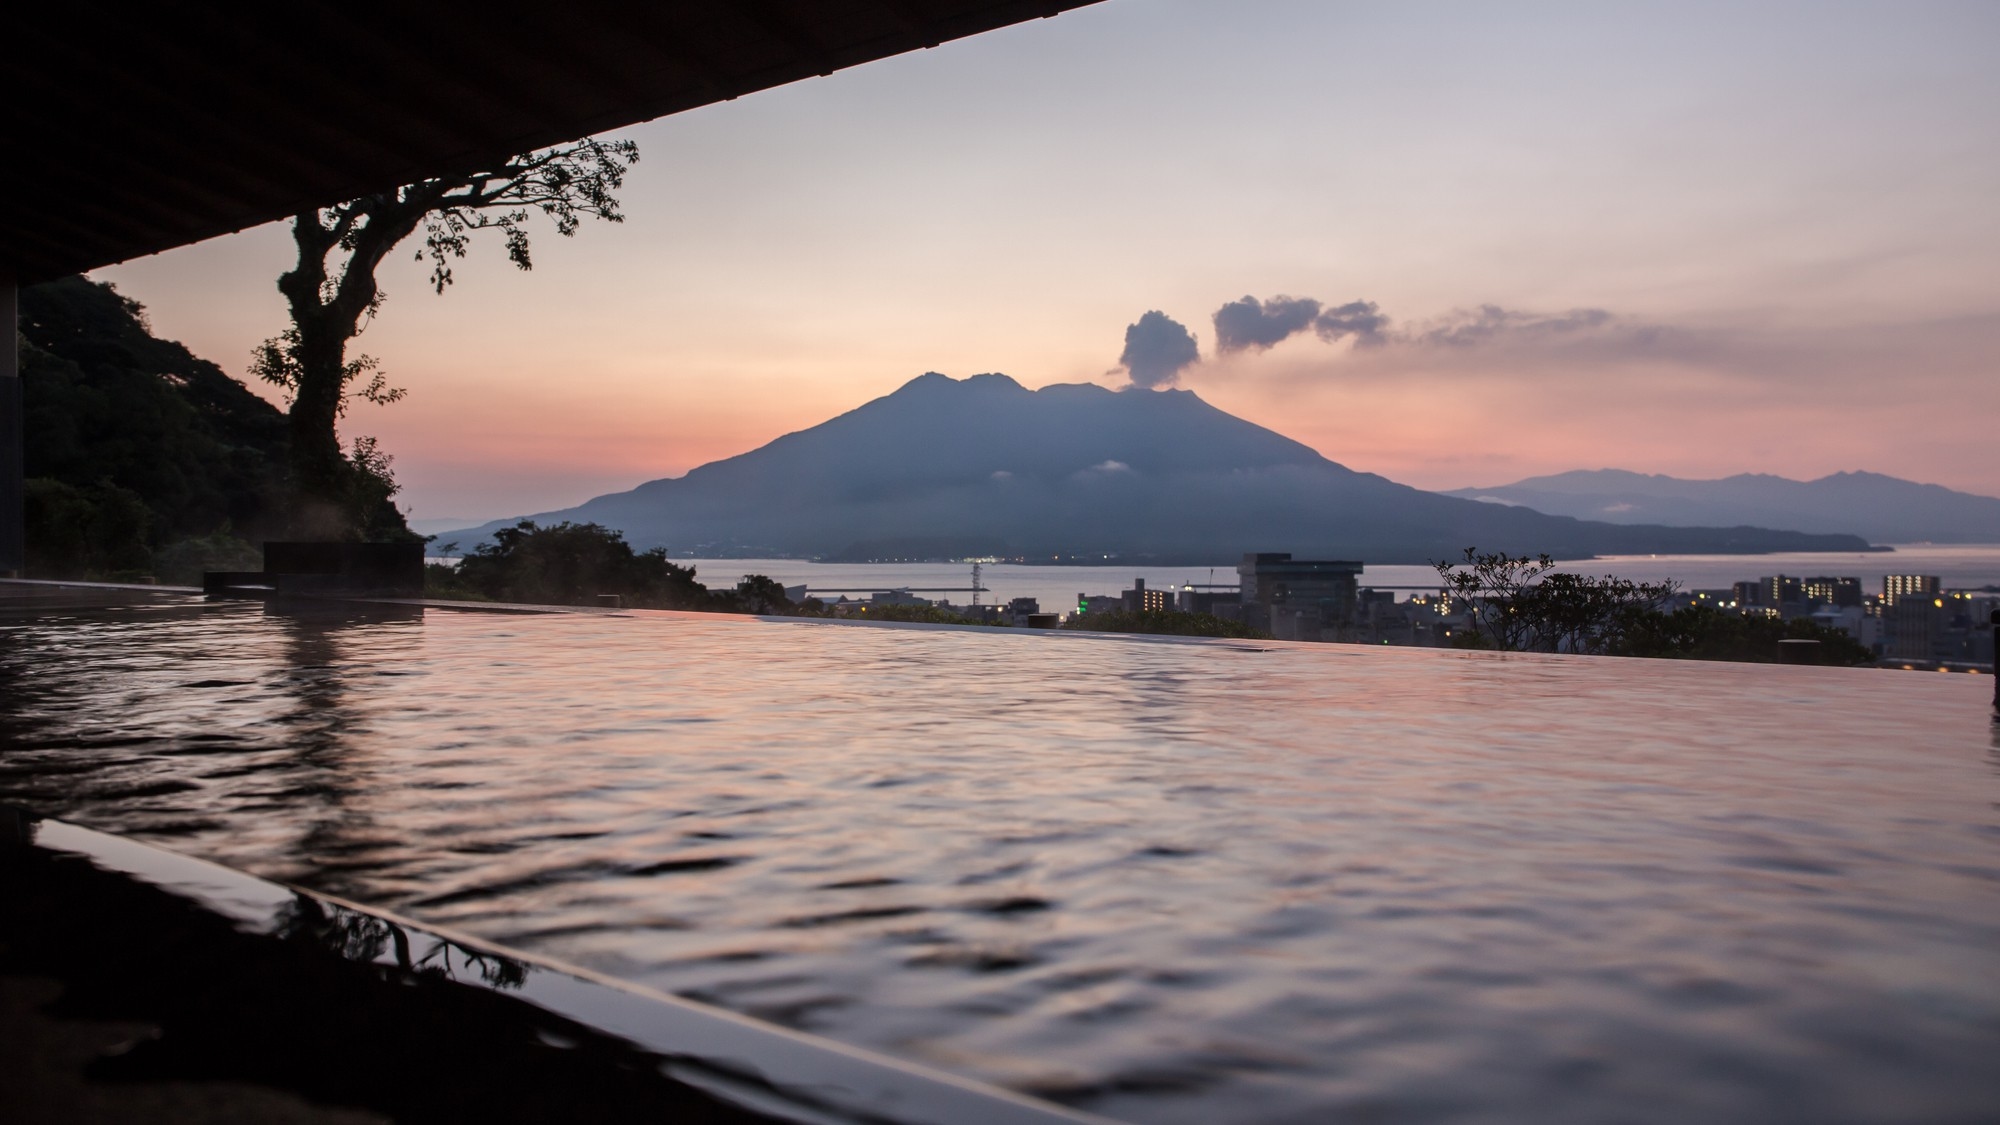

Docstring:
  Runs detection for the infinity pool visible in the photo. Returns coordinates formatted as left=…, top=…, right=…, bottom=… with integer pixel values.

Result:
left=2, top=594, right=1995, bottom=1123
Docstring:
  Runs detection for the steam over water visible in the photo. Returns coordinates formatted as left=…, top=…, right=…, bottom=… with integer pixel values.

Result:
left=2, top=598, right=1996, bottom=1123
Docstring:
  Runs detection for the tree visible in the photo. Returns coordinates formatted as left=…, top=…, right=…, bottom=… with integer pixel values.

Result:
left=1435, top=548, right=1675, bottom=654
left=1433, top=547, right=1876, bottom=664
left=251, top=137, right=640, bottom=539
left=448, top=521, right=705, bottom=608
left=849, top=603, right=998, bottom=626
left=438, top=521, right=821, bottom=617
left=19, top=277, right=291, bottom=578
left=1611, top=603, right=1875, bottom=665
left=1433, top=549, right=1552, bottom=651
left=730, top=575, right=794, bottom=615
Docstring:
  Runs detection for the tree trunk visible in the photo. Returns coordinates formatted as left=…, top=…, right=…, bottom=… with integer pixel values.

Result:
left=286, top=313, right=353, bottom=539
left=277, top=211, right=354, bottom=540
left=276, top=204, right=418, bottom=540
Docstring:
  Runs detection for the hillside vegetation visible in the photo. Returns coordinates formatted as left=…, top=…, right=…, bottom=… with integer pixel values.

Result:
left=19, top=277, right=407, bottom=581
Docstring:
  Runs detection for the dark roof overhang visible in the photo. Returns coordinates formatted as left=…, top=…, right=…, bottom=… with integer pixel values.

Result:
left=3, top=0, right=1103, bottom=282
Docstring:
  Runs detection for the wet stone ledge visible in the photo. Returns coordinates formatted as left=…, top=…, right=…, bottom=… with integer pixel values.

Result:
left=0, top=809, right=1104, bottom=1125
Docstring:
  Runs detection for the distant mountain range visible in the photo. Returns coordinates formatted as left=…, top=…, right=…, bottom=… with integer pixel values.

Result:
left=410, top=517, right=490, bottom=537
left=459, top=373, right=1874, bottom=564
left=1444, top=470, right=2000, bottom=544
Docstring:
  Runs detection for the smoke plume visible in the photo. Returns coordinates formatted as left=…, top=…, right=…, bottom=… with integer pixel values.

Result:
left=1214, top=295, right=1322, bottom=353
left=1313, top=300, right=1389, bottom=347
left=1119, top=310, right=1201, bottom=389
left=1212, top=294, right=1389, bottom=353
left=1415, top=304, right=1614, bottom=347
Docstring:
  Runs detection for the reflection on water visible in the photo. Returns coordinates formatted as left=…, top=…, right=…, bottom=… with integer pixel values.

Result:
left=3, top=598, right=1998, bottom=1124
left=276, top=890, right=529, bottom=992
left=0, top=810, right=785, bottom=1124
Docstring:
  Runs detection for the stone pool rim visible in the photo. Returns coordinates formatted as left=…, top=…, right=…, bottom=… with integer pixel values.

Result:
left=3, top=807, right=1112, bottom=1125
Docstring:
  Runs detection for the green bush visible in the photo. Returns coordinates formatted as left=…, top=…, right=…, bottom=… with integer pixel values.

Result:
left=437, top=521, right=816, bottom=618
left=421, top=561, right=489, bottom=601
left=151, top=530, right=262, bottom=586
left=444, top=521, right=708, bottom=608
left=23, top=477, right=152, bottom=579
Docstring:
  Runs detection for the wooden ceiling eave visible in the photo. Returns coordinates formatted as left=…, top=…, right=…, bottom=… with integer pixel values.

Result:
left=2, top=0, right=1104, bottom=283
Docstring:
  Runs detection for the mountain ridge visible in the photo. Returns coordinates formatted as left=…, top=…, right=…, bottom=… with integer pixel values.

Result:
left=458, top=374, right=1877, bottom=564
left=1445, top=469, right=2000, bottom=543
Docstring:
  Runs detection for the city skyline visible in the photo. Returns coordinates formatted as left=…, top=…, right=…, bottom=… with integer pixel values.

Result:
left=90, top=0, right=2000, bottom=521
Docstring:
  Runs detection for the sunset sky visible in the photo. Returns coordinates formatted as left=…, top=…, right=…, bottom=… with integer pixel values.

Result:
left=96, top=0, right=1999, bottom=522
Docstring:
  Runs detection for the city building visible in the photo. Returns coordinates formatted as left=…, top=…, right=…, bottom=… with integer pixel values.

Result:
left=1803, top=576, right=1863, bottom=607
left=1238, top=553, right=1364, bottom=638
left=1884, top=596, right=1943, bottom=660
left=1076, top=593, right=1123, bottom=617
left=1763, top=575, right=1805, bottom=609
left=1883, top=575, right=1942, bottom=606
left=1176, top=585, right=1243, bottom=618
left=1121, top=578, right=1173, bottom=614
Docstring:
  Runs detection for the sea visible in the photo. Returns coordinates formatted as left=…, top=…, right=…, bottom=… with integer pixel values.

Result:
left=677, top=544, right=2000, bottom=610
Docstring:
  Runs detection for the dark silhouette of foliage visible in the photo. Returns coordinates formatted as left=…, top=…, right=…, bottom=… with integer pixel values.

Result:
left=16, top=276, right=316, bottom=579
left=1434, top=548, right=1675, bottom=654
left=149, top=530, right=264, bottom=587
left=1436, top=546, right=1874, bottom=665
left=731, top=575, right=793, bottom=615
left=1612, top=604, right=1875, bottom=665
left=437, top=521, right=807, bottom=619
left=446, top=521, right=706, bottom=608
left=276, top=894, right=528, bottom=992
left=22, top=478, right=151, bottom=578
left=258, top=138, right=638, bottom=539
left=847, top=603, right=998, bottom=626
left=421, top=560, right=490, bottom=601
left=1064, top=609, right=1268, bottom=639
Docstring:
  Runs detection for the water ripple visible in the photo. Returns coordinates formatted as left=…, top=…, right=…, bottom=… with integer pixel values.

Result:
left=2, top=601, right=1997, bottom=1123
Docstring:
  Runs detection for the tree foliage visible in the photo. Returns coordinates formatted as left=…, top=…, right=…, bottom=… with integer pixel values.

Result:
left=1434, top=548, right=1675, bottom=654
left=17, top=277, right=302, bottom=580
left=847, top=603, right=998, bottom=626
left=1611, top=604, right=1875, bottom=665
left=260, top=137, right=639, bottom=539
left=22, top=478, right=152, bottom=578
left=1435, top=547, right=1876, bottom=665
left=445, top=521, right=704, bottom=608
left=438, top=521, right=798, bottom=616
left=731, top=575, right=794, bottom=615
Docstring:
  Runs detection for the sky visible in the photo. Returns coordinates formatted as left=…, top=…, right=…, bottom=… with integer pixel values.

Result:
left=95, top=0, right=2000, bottom=522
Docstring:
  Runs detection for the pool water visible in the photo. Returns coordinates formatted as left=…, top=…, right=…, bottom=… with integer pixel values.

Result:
left=2, top=597, right=1996, bottom=1123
